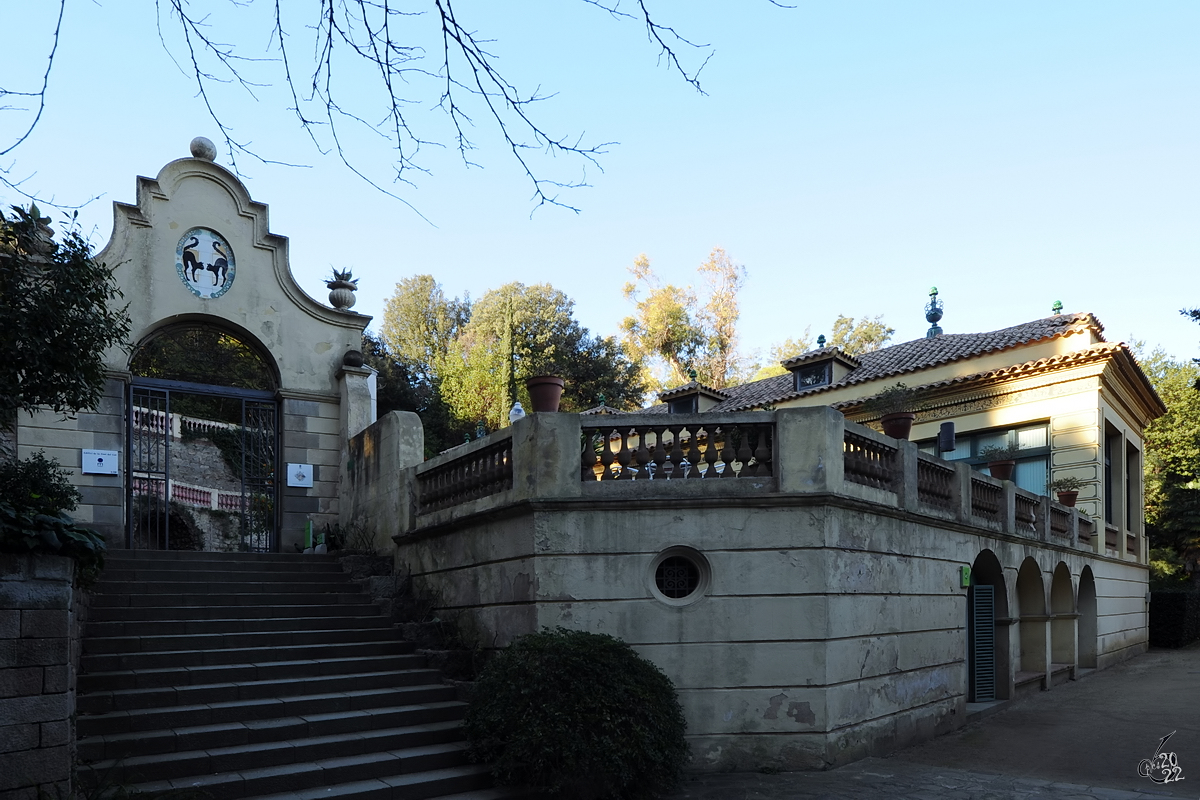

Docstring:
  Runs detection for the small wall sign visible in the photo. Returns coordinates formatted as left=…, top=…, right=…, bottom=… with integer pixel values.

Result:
left=287, top=463, right=314, bottom=488
left=82, top=449, right=120, bottom=475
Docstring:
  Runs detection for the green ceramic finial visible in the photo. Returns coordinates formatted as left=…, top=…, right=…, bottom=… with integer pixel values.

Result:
left=817, top=334, right=826, bottom=348
left=1052, top=300, right=1063, bottom=315
left=597, top=393, right=606, bottom=407
left=688, top=367, right=697, bottom=382
left=929, top=286, right=938, bottom=297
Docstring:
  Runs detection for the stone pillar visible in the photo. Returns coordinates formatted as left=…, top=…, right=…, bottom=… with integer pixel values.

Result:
left=338, top=365, right=375, bottom=442
left=776, top=406, right=845, bottom=494
left=509, top=412, right=583, bottom=501
left=340, top=411, right=424, bottom=552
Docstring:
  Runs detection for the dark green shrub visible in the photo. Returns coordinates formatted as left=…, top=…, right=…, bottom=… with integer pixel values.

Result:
left=0, top=450, right=81, bottom=515
left=0, top=501, right=106, bottom=585
left=464, top=628, right=689, bottom=799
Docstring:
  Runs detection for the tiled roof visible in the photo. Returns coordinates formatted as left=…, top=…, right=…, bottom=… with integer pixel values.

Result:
left=658, top=381, right=729, bottom=402
left=580, top=404, right=626, bottom=416
left=829, top=342, right=1124, bottom=410
left=635, top=313, right=1105, bottom=414
left=780, top=346, right=861, bottom=370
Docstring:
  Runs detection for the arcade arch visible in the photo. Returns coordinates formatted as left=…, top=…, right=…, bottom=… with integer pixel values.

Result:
left=1078, top=566, right=1099, bottom=669
left=1050, top=562, right=1075, bottom=667
left=1015, top=557, right=1047, bottom=677
left=968, top=549, right=1010, bottom=701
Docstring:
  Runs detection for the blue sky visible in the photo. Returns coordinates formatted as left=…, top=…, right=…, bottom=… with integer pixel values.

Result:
left=3, top=1, right=1198, bottom=371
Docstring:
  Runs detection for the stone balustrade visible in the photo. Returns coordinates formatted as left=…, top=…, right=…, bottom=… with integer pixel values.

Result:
left=390, top=407, right=1097, bottom=553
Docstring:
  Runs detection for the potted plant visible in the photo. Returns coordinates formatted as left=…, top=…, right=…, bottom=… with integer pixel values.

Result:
left=862, top=383, right=923, bottom=440
left=524, top=354, right=566, bottom=413
left=978, top=444, right=1019, bottom=482
left=1048, top=475, right=1082, bottom=507
left=326, top=268, right=358, bottom=310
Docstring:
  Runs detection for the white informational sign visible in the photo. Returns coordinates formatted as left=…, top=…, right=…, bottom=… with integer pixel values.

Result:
left=82, top=449, right=120, bottom=475
left=287, top=463, right=314, bottom=488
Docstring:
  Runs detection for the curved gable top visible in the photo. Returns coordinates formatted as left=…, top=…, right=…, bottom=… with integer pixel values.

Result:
left=98, top=145, right=369, bottom=396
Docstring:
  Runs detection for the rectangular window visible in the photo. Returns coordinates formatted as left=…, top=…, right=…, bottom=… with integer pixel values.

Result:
left=918, top=422, right=1051, bottom=496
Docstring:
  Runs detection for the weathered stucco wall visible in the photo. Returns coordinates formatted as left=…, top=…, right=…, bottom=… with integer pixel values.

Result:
left=385, top=408, right=1148, bottom=772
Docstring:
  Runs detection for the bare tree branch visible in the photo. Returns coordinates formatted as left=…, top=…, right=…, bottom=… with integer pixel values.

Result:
left=2, top=2, right=787, bottom=213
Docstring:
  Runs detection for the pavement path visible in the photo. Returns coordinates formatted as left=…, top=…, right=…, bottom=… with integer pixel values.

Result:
left=664, top=643, right=1200, bottom=799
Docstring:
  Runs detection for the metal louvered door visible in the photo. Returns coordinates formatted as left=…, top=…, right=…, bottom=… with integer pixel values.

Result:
left=968, top=584, right=996, bottom=702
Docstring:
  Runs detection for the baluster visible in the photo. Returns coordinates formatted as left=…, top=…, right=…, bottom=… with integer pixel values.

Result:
left=665, top=425, right=683, bottom=479
left=650, top=427, right=667, bottom=480
left=634, top=428, right=651, bottom=479
left=615, top=429, right=634, bottom=479
left=599, top=429, right=617, bottom=480
left=736, top=425, right=753, bottom=477
left=718, top=426, right=735, bottom=478
left=701, top=427, right=719, bottom=478
left=753, top=424, right=772, bottom=477
left=681, top=426, right=700, bottom=479
left=581, top=430, right=598, bottom=481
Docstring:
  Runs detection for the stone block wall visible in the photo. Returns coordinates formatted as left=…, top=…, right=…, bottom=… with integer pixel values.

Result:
left=281, top=394, right=344, bottom=552
left=0, top=554, right=77, bottom=800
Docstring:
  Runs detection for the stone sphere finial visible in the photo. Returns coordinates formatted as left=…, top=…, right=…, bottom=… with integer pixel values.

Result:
left=190, top=137, right=217, bottom=161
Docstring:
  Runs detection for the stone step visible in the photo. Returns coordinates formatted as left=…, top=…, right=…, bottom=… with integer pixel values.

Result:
left=101, top=561, right=346, bottom=576
left=96, top=579, right=365, bottom=596
left=78, top=716, right=464, bottom=763
left=98, top=569, right=353, bottom=585
left=93, top=591, right=379, bottom=608
left=78, top=666, right=443, bottom=713
left=78, top=701, right=469, bottom=760
left=78, top=684, right=460, bottom=737
left=89, top=602, right=382, bottom=622
left=79, top=654, right=421, bottom=692
left=86, top=613, right=392, bottom=638
left=133, top=762, right=493, bottom=800
left=106, top=551, right=341, bottom=563
left=82, top=625, right=399, bottom=655
left=85, top=736, right=470, bottom=787
left=81, top=639, right=415, bottom=673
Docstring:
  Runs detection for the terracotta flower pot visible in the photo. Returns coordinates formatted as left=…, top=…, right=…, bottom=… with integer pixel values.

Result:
left=880, top=412, right=916, bottom=440
left=1056, top=490, right=1079, bottom=508
left=988, top=459, right=1016, bottom=482
left=526, top=375, right=565, bottom=412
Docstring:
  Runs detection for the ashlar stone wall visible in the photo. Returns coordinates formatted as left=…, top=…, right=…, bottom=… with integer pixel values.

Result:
left=0, top=555, right=79, bottom=800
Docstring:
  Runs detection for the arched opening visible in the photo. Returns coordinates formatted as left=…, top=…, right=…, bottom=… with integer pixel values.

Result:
left=1015, top=557, right=1048, bottom=682
left=1078, top=567, right=1099, bottom=669
left=1050, top=562, right=1076, bottom=673
left=969, top=550, right=1011, bottom=701
left=126, top=322, right=280, bottom=552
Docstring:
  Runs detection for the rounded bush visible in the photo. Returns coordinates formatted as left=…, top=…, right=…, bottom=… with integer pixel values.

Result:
left=464, top=628, right=689, bottom=799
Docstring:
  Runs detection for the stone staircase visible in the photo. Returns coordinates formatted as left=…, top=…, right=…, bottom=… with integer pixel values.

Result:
left=77, top=550, right=509, bottom=800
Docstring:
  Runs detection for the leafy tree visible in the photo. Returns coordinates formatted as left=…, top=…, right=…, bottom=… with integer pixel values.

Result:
left=440, top=282, right=643, bottom=430
left=1138, top=343, right=1200, bottom=586
left=621, top=247, right=749, bottom=392
left=361, top=331, right=468, bottom=458
left=751, top=315, right=895, bottom=380
left=0, top=205, right=131, bottom=429
left=379, top=275, right=470, bottom=390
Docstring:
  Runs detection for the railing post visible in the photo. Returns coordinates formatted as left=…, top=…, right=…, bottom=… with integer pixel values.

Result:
left=954, top=462, right=972, bottom=523
left=896, top=442, right=919, bottom=512
left=510, top=413, right=583, bottom=501
left=1003, top=482, right=1017, bottom=535
left=1037, top=496, right=1052, bottom=542
left=776, top=407, right=843, bottom=493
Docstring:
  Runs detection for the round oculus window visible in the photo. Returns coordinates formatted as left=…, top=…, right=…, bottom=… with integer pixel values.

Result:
left=649, top=547, right=710, bottom=606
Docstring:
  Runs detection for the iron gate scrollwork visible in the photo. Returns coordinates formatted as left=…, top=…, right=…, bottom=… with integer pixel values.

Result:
left=127, top=380, right=278, bottom=552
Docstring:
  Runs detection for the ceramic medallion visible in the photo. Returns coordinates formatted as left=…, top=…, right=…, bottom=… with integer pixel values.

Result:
left=176, top=228, right=235, bottom=299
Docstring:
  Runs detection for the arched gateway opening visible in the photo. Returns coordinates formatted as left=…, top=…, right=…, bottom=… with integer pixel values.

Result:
left=126, top=323, right=281, bottom=552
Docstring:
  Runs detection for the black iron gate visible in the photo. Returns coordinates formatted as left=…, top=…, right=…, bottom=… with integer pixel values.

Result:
left=127, top=379, right=278, bottom=552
